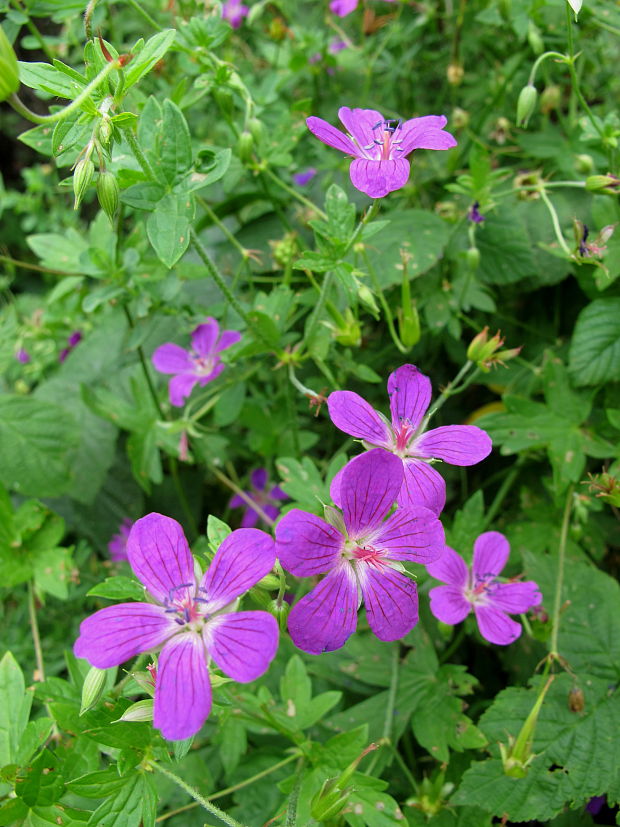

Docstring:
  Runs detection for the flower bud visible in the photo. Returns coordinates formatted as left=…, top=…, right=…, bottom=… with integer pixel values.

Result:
left=131, top=669, right=156, bottom=696
left=324, top=505, right=346, bottom=535
left=585, top=174, right=620, bottom=194
left=357, top=285, right=380, bottom=319
left=236, top=130, right=254, bottom=164
left=329, top=308, right=361, bottom=347
left=118, top=699, right=154, bottom=722
left=574, top=154, right=594, bottom=174
left=268, top=598, right=290, bottom=633
left=540, top=85, right=561, bottom=114
left=257, top=573, right=280, bottom=591
left=398, top=303, right=421, bottom=349
left=466, top=327, right=520, bottom=372
left=0, top=25, right=19, bottom=102
left=247, top=117, right=265, bottom=144
left=99, top=115, right=113, bottom=145
left=446, top=62, right=464, bottom=86
left=527, top=21, right=544, bottom=55
left=516, top=84, right=537, bottom=128
left=73, top=158, right=95, bottom=210
left=310, top=778, right=352, bottom=823
left=451, top=107, right=469, bottom=129
left=465, top=246, right=481, bottom=271
left=97, top=170, right=120, bottom=221
left=80, top=666, right=109, bottom=715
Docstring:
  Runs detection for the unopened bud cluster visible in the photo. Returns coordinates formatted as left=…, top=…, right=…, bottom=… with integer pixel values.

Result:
left=467, top=327, right=520, bottom=372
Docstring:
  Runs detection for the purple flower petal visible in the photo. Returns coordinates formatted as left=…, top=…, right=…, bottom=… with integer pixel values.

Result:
left=168, top=374, right=199, bottom=407
left=250, top=468, right=268, bottom=491
left=204, top=611, right=278, bottom=682
left=428, top=585, right=471, bottom=625
left=152, top=343, right=193, bottom=375
left=196, top=362, right=225, bottom=387
left=240, top=506, right=260, bottom=528
left=359, top=564, right=418, bottom=641
left=338, top=107, right=385, bottom=157
left=269, top=485, right=289, bottom=501
left=330, top=0, right=358, bottom=15
left=191, top=319, right=219, bottom=357
left=474, top=604, right=522, bottom=645
left=200, top=528, right=275, bottom=611
left=399, top=117, right=457, bottom=155
left=371, top=505, right=445, bottom=564
left=472, top=531, right=510, bottom=580
left=426, top=545, right=469, bottom=587
left=74, top=603, right=177, bottom=668
left=327, top=391, right=392, bottom=447
left=276, top=509, right=343, bottom=576
left=287, top=564, right=358, bottom=654
left=216, top=330, right=242, bottom=353
left=341, top=449, right=403, bottom=538
left=228, top=493, right=245, bottom=508
left=413, top=425, right=492, bottom=466
left=398, top=458, right=447, bottom=515
left=293, top=168, right=318, bottom=186
left=490, top=581, right=542, bottom=614
left=306, top=116, right=359, bottom=157
left=127, top=514, right=195, bottom=604
left=263, top=503, right=281, bottom=522
left=349, top=158, right=411, bottom=198
left=154, top=633, right=211, bottom=740
left=387, top=364, right=431, bottom=433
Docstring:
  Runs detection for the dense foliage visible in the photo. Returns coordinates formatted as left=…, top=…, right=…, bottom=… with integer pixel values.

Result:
left=1, top=0, right=620, bottom=825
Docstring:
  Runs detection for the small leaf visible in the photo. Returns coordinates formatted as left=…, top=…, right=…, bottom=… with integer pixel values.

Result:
left=146, top=191, right=195, bottom=268
left=87, top=576, right=145, bottom=602
left=123, top=29, right=176, bottom=90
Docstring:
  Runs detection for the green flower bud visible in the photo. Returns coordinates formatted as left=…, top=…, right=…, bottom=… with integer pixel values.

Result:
left=73, top=158, right=95, bottom=210
left=516, top=84, right=538, bottom=128
left=574, top=153, right=594, bottom=175
left=99, top=115, right=113, bottom=146
left=267, top=598, right=290, bottom=633
left=398, top=303, right=421, bottom=349
left=118, top=699, right=154, bottom=722
left=236, top=130, right=254, bottom=164
left=466, top=246, right=481, bottom=271
left=96, top=170, right=120, bottom=221
left=0, top=25, right=19, bottom=102
left=80, top=666, right=109, bottom=715
left=310, top=778, right=352, bottom=823
left=257, top=573, right=280, bottom=591
left=585, top=174, right=620, bottom=194
left=357, top=285, right=380, bottom=319
left=247, top=117, right=265, bottom=144
left=527, top=21, right=544, bottom=56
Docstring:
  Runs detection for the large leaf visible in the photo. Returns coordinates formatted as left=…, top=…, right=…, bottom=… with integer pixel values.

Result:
left=569, top=297, right=620, bottom=386
left=159, top=99, right=192, bottom=185
left=123, top=29, right=176, bottom=90
left=146, top=191, right=195, bottom=268
left=0, top=652, right=32, bottom=766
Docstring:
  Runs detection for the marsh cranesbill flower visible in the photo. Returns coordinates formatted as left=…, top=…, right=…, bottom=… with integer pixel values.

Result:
left=468, top=201, right=485, bottom=223
left=330, top=0, right=395, bottom=16
left=293, top=168, right=317, bottom=186
left=306, top=107, right=456, bottom=198
left=427, top=532, right=541, bottom=645
left=276, top=450, right=444, bottom=654
left=229, top=468, right=288, bottom=528
left=59, top=330, right=82, bottom=362
left=328, top=364, right=492, bottom=515
left=152, top=317, right=241, bottom=407
left=108, top=518, right=133, bottom=562
left=222, top=0, right=249, bottom=27
left=15, top=348, right=30, bottom=364
left=75, top=513, right=278, bottom=740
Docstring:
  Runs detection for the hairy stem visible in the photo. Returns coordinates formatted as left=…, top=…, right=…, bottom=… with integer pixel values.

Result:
left=549, top=485, right=574, bottom=659
left=150, top=763, right=248, bottom=827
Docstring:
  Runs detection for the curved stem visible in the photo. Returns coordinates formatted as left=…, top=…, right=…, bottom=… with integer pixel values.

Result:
left=549, top=485, right=574, bottom=659
left=27, top=582, right=45, bottom=681
left=424, top=360, right=475, bottom=423
left=261, top=166, right=327, bottom=221
left=527, top=51, right=567, bottom=85
left=9, top=60, right=117, bottom=124
left=565, top=4, right=606, bottom=140
left=538, top=188, right=571, bottom=256
left=482, top=456, right=526, bottom=529
left=362, top=249, right=408, bottom=354
left=209, top=464, right=275, bottom=526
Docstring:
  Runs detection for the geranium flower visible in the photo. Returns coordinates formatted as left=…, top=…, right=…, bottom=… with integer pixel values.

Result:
left=328, top=363, right=492, bottom=515
left=108, top=517, right=133, bottom=562
left=330, top=0, right=395, bottom=16
left=306, top=107, right=456, bottom=198
left=222, top=0, right=249, bottom=27
left=59, top=330, right=82, bottom=362
left=75, top=513, right=278, bottom=740
left=276, top=449, right=444, bottom=654
left=426, top=532, right=542, bottom=645
left=229, top=468, right=288, bottom=527
left=15, top=348, right=30, bottom=364
left=292, top=168, right=317, bottom=186
left=152, top=317, right=241, bottom=407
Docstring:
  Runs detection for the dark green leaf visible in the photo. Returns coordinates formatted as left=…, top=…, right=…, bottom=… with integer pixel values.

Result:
left=569, top=298, right=620, bottom=386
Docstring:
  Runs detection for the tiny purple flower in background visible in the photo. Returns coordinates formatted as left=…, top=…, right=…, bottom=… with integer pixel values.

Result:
left=229, top=468, right=288, bottom=528
left=59, top=330, right=82, bottom=363
left=330, top=0, right=358, bottom=15
left=15, top=348, right=30, bottom=364
left=108, top=517, right=134, bottom=562
left=427, top=532, right=541, bottom=646
left=328, top=364, right=492, bottom=515
left=586, top=796, right=606, bottom=816
left=75, top=513, right=278, bottom=740
left=328, top=39, right=348, bottom=55
left=306, top=107, right=456, bottom=198
left=276, top=450, right=444, bottom=655
left=152, top=317, right=241, bottom=407
left=468, top=201, right=485, bottom=223
left=222, top=0, right=249, bottom=27
left=292, top=168, right=317, bottom=187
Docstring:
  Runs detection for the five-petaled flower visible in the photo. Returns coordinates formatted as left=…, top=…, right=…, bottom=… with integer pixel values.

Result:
left=276, top=450, right=445, bottom=655
left=229, top=468, right=288, bottom=527
left=306, top=107, right=456, bottom=198
left=108, top=517, right=133, bottom=562
left=427, top=532, right=541, bottom=645
left=328, top=364, right=492, bottom=515
left=74, top=513, right=278, bottom=740
left=152, top=317, right=241, bottom=407
left=222, top=0, right=249, bottom=28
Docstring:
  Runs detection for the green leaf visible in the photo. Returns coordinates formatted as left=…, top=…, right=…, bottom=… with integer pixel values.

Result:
left=345, top=777, right=410, bottom=827
left=206, top=515, right=232, bottom=551
left=146, top=191, right=195, bottom=268
left=87, top=576, right=145, bottom=602
left=15, top=749, right=64, bottom=807
left=276, top=655, right=341, bottom=732
left=17, top=60, right=84, bottom=98
left=569, top=297, right=620, bottom=386
left=123, top=29, right=176, bottom=90
left=159, top=100, right=192, bottom=184
left=293, top=251, right=336, bottom=272
left=86, top=771, right=154, bottom=827
left=276, top=456, right=328, bottom=512
left=0, top=396, right=79, bottom=497
left=0, top=652, right=32, bottom=767
left=477, top=212, right=536, bottom=284
left=186, top=147, right=232, bottom=191
left=246, top=310, right=281, bottom=347
left=27, top=230, right=89, bottom=273
left=121, top=182, right=166, bottom=211
left=324, top=183, right=356, bottom=244
left=33, top=546, right=72, bottom=600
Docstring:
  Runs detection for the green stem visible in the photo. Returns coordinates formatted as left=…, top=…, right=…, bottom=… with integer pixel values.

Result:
left=362, top=250, right=408, bottom=354
left=150, top=763, right=248, bottom=827
left=124, top=129, right=157, bottom=180
left=209, top=464, right=275, bottom=526
left=261, top=166, right=328, bottom=221
left=565, top=5, right=606, bottom=140
left=197, top=196, right=250, bottom=262
left=527, top=51, right=567, bottom=85
left=9, top=60, right=118, bottom=124
left=549, top=485, right=574, bottom=659
left=439, top=625, right=467, bottom=664
left=303, top=271, right=333, bottom=352
left=482, top=457, right=525, bottom=529
left=27, top=582, right=45, bottom=681
left=538, top=188, right=571, bottom=256
left=83, top=0, right=98, bottom=39
left=10, top=0, right=54, bottom=61
left=0, top=254, right=73, bottom=276
left=424, top=361, right=475, bottom=423
left=285, top=758, right=305, bottom=826
left=344, top=199, right=380, bottom=256
left=288, top=364, right=323, bottom=404
left=124, top=0, right=162, bottom=30
left=365, top=645, right=398, bottom=776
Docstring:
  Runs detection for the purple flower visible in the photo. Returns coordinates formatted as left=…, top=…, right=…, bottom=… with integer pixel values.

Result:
left=276, top=449, right=445, bottom=655
left=293, top=168, right=318, bottom=186
left=59, top=330, right=82, bottom=363
left=108, top=518, right=133, bottom=562
left=328, top=364, right=492, bottom=515
left=306, top=107, right=456, bottom=198
left=75, top=513, right=278, bottom=740
left=427, top=533, right=542, bottom=646
left=586, top=796, right=606, bottom=816
left=152, top=317, right=241, bottom=407
left=222, top=0, right=249, bottom=27
left=328, top=39, right=348, bottom=54
left=229, top=468, right=288, bottom=528
left=330, top=0, right=358, bottom=14
left=468, top=201, right=485, bottom=223
left=15, top=349, right=30, bottom=364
